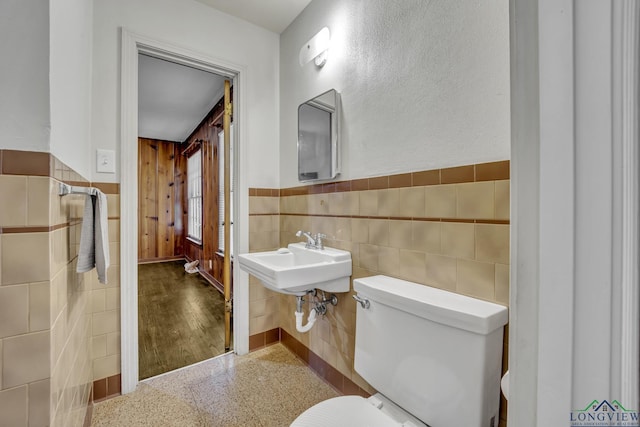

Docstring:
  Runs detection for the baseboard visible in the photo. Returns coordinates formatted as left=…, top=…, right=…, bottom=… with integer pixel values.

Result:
left=138, top=256, right=185, bottom=264
left=197, top=269, right=224, bottom=294
left=248, top=328, right=281, bottom=351
left=92, top=374, right=122, bottom=402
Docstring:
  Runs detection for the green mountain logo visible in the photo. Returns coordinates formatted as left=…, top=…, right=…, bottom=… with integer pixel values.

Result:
left=571, top=399, right=639, bottom=426
left=613, top=400, right=631, bottom=412
left=577, top=399, right=635, bottom=412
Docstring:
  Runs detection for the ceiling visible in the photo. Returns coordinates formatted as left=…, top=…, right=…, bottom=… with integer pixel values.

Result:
left=138, top=0, right=310, bottom=143
left=194, top=0, right=312, bottom=34
left=138, top=54, right=227, bottom=143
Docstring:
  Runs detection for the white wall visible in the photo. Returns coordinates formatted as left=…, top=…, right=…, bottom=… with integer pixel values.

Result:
left=0, top=0, right=51, bottom=152
left=50, top=0, right=94, bottom=179
left=0, top=0, right=93, bottom=178
left=92, top=0, right=280, bottom=186
left=279, top=0, right=510, bottom=188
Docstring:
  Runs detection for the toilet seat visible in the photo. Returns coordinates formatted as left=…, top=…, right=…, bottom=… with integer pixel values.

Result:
left=290, top=395, right=426, bottom=427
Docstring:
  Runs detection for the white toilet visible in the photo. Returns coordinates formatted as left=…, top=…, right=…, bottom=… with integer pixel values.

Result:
left=291, top=275, right=508, bottom=427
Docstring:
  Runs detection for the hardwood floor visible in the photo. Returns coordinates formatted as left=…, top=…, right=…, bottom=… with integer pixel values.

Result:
left=138, top=261, right=229, bottom=380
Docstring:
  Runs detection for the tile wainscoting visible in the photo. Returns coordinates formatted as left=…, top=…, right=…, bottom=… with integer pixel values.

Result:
left=248, top=160, right=510, bottom=426
left=0, top=150, right=121, bottom=427
left=0, top=152, right=508, bottom=426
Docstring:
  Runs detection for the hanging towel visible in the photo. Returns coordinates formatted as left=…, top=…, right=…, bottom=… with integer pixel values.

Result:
left=77, top=191, right=110, bottom=284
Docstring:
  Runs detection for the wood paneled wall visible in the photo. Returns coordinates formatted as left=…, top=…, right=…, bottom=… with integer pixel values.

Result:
left=137, top=92, right=232, bottom=293
left=138, top=138, right=186, bottom=262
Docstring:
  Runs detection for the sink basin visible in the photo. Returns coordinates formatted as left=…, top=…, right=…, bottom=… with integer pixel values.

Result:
left=237, top=243, right=352, bottom=295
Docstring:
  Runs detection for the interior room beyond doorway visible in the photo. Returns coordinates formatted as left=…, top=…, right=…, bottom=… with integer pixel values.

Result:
left=136, top=53, right=234, bottom=380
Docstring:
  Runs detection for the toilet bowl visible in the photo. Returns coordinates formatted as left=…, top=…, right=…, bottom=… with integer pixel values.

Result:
left=292, top=394, right=426, bottom=427
left=290, top=275, right=509, bottom=427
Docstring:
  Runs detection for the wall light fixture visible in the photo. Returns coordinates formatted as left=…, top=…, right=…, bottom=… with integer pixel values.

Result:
left=299, top=27, right=331, bottom=67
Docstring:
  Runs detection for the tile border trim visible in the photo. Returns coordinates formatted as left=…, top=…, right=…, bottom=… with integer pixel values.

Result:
left=249, top=188, right=281, bottom=197
left=0, top=150, right=120, bottom=234
left=248, top=212, right=509, bottom=225
left=0, top=217, right=119, bottom=235
left=0, top=149, right=121, bottom=191
left=278, top=213, right=510, bottom=225
left=248, top=160, right=509, bottom=197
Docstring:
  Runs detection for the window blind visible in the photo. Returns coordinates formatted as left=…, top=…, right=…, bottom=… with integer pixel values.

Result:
left=187, top=149, right=202, bottom=243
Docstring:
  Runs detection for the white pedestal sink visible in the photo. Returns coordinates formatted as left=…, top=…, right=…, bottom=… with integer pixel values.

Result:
left=238, top=243, right=352, bottom=296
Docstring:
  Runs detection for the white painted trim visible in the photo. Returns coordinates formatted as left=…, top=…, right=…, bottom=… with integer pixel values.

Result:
left=119, top=28, right=250, bottom=394
left=535, top=0, right=576, bottom=419
left=618, top=0, right=639, bottom=406
left=233, top=71, right=250, bottom=356
left=508, top=0, right=542, bottom=424
left=120, top=28, right=139, bottom=395
left=510, top=1, right=640, bottom=423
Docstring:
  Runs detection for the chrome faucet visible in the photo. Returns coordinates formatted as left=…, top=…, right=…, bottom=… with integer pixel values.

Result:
left=296, top=230, right=326, bottom=250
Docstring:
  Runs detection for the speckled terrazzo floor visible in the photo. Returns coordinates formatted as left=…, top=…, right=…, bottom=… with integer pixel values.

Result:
left=90, top=343, right=339, bottom=427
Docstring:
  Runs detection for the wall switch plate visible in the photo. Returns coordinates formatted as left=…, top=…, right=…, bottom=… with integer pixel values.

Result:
left=97, top=149, right=116, bottom=173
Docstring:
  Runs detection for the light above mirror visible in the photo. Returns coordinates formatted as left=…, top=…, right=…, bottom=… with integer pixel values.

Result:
left=299, top=27, right=331, bottom=67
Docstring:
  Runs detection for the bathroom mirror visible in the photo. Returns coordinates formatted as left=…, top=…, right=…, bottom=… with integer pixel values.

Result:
left=298, top=89, right=340, bottom=181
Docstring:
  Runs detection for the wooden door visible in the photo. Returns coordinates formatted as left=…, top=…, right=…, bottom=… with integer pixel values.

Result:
left=222, top=80, right=232, bottom=351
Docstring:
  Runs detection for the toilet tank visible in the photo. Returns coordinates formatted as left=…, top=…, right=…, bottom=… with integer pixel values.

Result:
left=353, top=275, right=508, bottom=427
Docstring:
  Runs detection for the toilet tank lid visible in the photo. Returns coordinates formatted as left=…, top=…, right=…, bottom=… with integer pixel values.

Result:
left=354, top=275, right=508, bottom=335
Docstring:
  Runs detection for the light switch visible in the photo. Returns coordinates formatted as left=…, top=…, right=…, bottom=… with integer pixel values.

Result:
left=97, top=149, right=116, bottom=173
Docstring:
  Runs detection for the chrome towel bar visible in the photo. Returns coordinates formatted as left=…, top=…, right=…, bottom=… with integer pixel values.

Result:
left=58, top=182, right=99, bottom=196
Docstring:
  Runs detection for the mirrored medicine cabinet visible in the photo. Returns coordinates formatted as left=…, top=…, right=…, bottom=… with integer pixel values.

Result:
left=297, top=89, right=341, bottom=182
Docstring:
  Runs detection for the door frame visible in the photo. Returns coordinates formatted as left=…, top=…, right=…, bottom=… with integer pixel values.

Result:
left=508, top=0, right=639, bottom=423
left=120, top=28, right=250, bottom=394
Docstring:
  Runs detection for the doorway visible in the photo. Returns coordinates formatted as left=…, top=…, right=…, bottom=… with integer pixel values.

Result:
left=136, top=56, right=233, bottom=379
left=120, top=30, right=249, bottom=393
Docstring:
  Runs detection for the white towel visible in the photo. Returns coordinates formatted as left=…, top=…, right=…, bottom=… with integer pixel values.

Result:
left=77, top=191, right=110, bottom=284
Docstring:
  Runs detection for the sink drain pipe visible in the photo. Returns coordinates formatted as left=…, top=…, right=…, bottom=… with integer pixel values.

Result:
left=295, top=290, right=339, bottom=333
left=295, top=293, right=317, bottom=333
left=295, top=308, right=317, bottom=333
